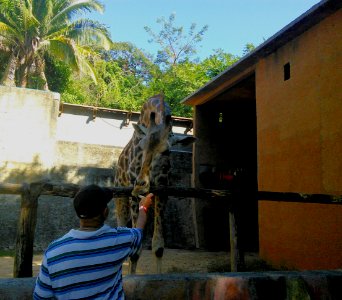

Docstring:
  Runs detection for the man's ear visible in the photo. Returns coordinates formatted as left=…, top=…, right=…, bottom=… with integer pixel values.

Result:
left=103, top=207, right=109, bottom=219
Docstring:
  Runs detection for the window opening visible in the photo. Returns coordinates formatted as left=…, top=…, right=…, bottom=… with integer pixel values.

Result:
left=284, top=62, right=291, bottom=81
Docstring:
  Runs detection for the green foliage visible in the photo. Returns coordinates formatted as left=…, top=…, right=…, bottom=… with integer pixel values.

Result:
left=60, top=39, right=242, bottom=117
left=0, top=0, right=112, bottom=89
left=148, top=61, right=207, bottom=117
left=44, top=55, right=72, bottom=93
left=1, top=1, right=259, bottom=118
left=104, top=42, right=156, bottom=84
left=242, top=43, right=256, bottom=56
left=201, top=48, right=240, bottom=78
left=61, top=56, right=149, bottom=111
left=0, top=50, right=10, bottom=79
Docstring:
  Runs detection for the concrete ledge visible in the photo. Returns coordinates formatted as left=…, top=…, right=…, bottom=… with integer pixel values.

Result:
left=0, top=277, right=36, bottom=300
left=1, top=271, right=341, bottom=299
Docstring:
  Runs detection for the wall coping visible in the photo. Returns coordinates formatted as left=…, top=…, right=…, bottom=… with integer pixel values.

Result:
left=1, top=270, right=341, bottom=299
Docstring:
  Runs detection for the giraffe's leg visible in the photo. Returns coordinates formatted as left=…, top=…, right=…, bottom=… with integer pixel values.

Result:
left=152, top=195, right=164, bottom=273
left=115, top=197, right=130, bottom=227
left=115, top=196, right=141, bottom=274
left=129, top=253, right=139, bottom=274
left=129, top=197, right=140, bottom=274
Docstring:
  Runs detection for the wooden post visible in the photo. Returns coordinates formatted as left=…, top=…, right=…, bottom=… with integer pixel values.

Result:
left=229, top=207, right=238, bottom=272
left=229, top=170, right=246, bottom=272
left=13, top=182, right=42, bottom=277
left=229, top=207, right=245, bottom=272
left=191, top=198, right=200, bottom=248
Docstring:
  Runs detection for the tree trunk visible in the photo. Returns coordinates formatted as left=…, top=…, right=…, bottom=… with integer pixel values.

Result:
left=1, top=53, right=17, bottom=87
left=35, top=56, right=49, bottom=91
left=19, top=64, right=29, bottom=88
left=19, top=36, right=42, bottom=89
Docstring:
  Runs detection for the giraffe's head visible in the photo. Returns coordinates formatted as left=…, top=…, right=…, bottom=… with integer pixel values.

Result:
left=131, top=95, right=196, bottom=197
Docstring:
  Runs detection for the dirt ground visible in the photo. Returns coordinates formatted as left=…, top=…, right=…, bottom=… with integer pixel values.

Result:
left=0, top=249, right=263, bottom=278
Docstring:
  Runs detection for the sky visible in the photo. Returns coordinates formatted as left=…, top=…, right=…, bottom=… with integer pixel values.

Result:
left=91, top=0, right=322, bottom=60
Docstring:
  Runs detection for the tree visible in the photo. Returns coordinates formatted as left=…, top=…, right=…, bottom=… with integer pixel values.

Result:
left=242, top=43, right=256, bottom=56
left=144, top=13, right=208, bottom=68
left=147, top=61, right=208, bottom=117
left=44, top=54, right=72, bottom=93
left=0, top=0, right=112, bottom=90
left=201, top=48, right=240, bottom=78
left=61, top=42, right=157, bottom=111
left=103, top=42, right=157, bottom=85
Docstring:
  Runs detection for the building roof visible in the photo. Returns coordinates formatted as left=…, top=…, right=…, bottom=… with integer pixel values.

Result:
left=59, top=102, right=193, bottom=124
left=181, top=0, right=341, bottom=106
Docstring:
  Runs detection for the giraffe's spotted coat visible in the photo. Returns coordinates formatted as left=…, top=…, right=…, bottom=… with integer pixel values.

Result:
left=113, top=94, right=195, bottom=274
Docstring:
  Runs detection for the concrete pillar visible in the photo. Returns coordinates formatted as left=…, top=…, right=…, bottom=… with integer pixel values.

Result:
left=0, top=86, right=60, bottom=182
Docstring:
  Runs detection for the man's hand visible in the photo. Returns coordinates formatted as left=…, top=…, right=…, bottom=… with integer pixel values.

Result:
left=139, top=193, right=153, bottom=213
left=136, top=193, right=154, bottom=229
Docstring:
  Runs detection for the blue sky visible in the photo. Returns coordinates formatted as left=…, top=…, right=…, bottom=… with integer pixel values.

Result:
left=91, top=0, right=322, bottom=60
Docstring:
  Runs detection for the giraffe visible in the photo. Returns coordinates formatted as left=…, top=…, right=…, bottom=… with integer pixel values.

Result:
left=113, top=94, right=195, bottom=274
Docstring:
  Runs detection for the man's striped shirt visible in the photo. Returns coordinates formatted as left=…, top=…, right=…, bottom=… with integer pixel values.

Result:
left=33, top=225, right=142, bottom=299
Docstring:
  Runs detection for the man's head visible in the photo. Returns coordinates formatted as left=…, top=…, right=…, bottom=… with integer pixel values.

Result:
left=73, top=184, right=113, bottom=219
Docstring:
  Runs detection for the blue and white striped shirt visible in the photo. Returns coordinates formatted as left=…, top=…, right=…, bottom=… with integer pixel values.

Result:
left=33, top=225, right=142, bottom=299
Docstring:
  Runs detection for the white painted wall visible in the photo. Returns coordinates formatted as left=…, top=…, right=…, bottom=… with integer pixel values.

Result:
left=0, top=86, right=60, bottom=167
left=0, top=87, right=193, bottom=183
left=56, top=108, right=192, bottom=148
left=56, top=112, right=134, bottom=147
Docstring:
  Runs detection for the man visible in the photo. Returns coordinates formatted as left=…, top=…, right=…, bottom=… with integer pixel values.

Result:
left=33, top=184, right=153, bottom=299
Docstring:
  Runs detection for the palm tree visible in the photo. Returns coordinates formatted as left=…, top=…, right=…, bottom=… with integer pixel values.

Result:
left=0, top=0, right=112, bottom=90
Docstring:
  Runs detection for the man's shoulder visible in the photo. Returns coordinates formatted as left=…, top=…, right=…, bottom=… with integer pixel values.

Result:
left=116, top=226, right=143, bottom=234
left=96, top=225, right=141, bottom=237
left=45, top=230, right=75, bottom=251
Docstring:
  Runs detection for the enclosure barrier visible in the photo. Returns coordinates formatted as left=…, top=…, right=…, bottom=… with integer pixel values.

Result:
left=1, top=270, right=342, bottom=299
left=0, top=181, right=237, bottom=277
left=0, top=181, right=341, bottom=278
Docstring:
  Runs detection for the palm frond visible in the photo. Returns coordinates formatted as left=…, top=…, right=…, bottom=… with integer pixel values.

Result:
left=0, top=0, right=108, bottom=88
left=32, top=0, right=54, bottom=36
left=75, top=51, right=97, bottom=84
left=0, top=21, right=23, bottom=45
left=50, top=0, right=104, bottom=26
left=68, top=19, right=112, bottom=50
left=48, top=37, right=78, bottom=68
left=48, top=36, right=97, bottom=84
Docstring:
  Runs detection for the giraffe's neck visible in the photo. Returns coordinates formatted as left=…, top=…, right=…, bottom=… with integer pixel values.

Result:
left=114, top=95, right=172, bottom=190
left=114, top=137, right=140, bottom=187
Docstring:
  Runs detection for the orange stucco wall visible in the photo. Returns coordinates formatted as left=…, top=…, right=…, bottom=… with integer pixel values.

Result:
left=256, top=9, right=342, bottom=270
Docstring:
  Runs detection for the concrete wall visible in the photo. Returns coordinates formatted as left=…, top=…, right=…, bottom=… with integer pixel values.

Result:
left=0, top=86, right=60, bottom=177
left=0, top=90, right=193, bottom=184
left=0, top=151, right=195, bottom=252
left=1, top=270, right=342, bottom=299
left=0, top=87, right=196, bottom=251
left=256, top=9, right=342, bottom=270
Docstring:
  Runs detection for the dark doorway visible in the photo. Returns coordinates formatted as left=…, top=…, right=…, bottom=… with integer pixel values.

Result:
left=195, top=74, right=258, bottom=251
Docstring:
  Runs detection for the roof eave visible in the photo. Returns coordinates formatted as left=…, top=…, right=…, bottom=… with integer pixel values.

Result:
left=182, top=0, right=341, bottom=106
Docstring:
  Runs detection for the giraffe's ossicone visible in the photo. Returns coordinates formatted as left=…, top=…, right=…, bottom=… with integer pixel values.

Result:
left=113, top=94, right=195, bottom=274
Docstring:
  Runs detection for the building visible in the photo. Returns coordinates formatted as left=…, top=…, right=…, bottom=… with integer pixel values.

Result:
left=182, top=0, right=342, bottom=270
